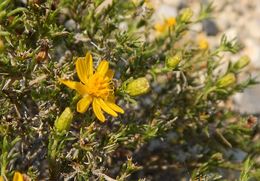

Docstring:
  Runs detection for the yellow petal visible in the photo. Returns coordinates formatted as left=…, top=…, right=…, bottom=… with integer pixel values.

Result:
left=106, top=69, right=114, bottom=80
left=93, top=98, right=105, bottom=122
left=105, top=101, right=124, bottom=114
left=13, top=172, right=23, bottom=181
left=76, top=57, right=88, bottom=84
left=97, top=60, right=109, bottom=76
left=85, top=52, right=93, bottom=77
left=96, top=98, right=118, bottom=117
left=77, top=96, right=92, bottom=113
left=59, top=79, right=87, bottom=96
left=0, top=176, right=4, bottom=181
left=76, top=52, right=93, bottom=84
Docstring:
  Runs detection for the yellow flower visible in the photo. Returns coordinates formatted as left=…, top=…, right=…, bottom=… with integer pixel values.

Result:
left=166, top=17, right=176, bottom=27
left=154, top=23, right=167, bottom=33
left=59, top=52, right=124, bottom=122
left=13, top=172, right=23, bottom=181
left=154, top=17, right=176, bottom=34
left=198, top=35, right=209, bottom=50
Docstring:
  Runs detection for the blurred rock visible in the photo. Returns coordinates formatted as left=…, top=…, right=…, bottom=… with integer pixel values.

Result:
left=244, top=39, right=260, bottom=68
left=159, top=0, right=186, bottom=7
left=19, top=0, right=27, bottom=4
left=233, top=85, right=260, bottom=114
left=65, top=19, right=76, bottom=31
left=233, top=73, right=260, bottom=114
left=153, top=5, right=177, bottom=22
left=247, top=19, right=260, bottom=39
left=202, top=20, right=219, bottom=36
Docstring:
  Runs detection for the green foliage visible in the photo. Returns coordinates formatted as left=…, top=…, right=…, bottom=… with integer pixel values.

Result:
left=0, top=136, right=21, bottom=178
left=0, top=0, right=259, bottom=180
left=239, top=157, right=254, bottom=181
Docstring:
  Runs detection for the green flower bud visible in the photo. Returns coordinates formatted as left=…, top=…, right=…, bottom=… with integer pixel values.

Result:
left=180, top=8, right=193, bottom=22
left=0, top=38, right=4, bottom=53
left=211, top=153, right=223, bottom=161
left=126, top=77, right=150, bottom=96
left=233, top=55, right=250, bottom=70
left=166, top=52, right=182, bottom=69
left=217, top=73, right=236, bottom=88
left=55, top=107, right=73, bottom=132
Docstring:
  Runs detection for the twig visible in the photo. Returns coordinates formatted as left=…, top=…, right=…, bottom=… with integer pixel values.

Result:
left=92, top=170, right=117, bottom=181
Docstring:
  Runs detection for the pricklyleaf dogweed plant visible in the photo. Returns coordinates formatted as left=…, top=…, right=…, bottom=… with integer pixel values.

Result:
left=0, top=0, right=259, bottom=180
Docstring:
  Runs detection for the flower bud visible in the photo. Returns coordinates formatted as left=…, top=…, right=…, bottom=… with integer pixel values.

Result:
left=126, top=77, right=150, bottom=96
left=180, top=8, right=193, bottom=22
left=0, top=10, right=7, bottom=21
left=132, top=0, right=140, bottom=6
left=36, top=50, right=48, bottom=63
left=0, top=38, right=4, bottom=53
left=55, top=107, right=73, bottom=132
left=233, top=55, right=250, bottom=70
left=217, top=73, right=236, bottom=88
left=211, top=153, right=223, bottom=161
left=166, top=52, right=182, bottom=69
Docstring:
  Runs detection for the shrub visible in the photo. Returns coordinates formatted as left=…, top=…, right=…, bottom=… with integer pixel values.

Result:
left=0, top=0, right=259, bottom=180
